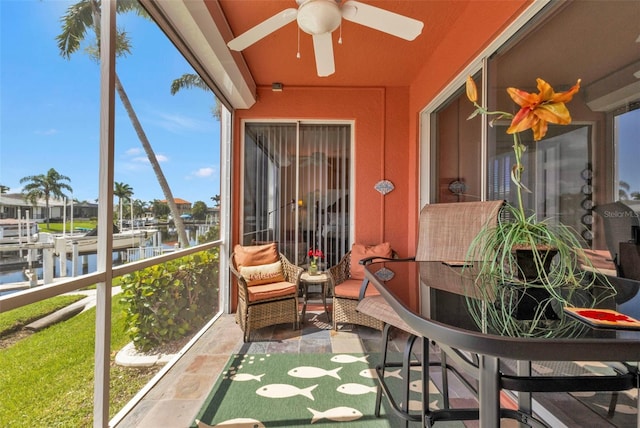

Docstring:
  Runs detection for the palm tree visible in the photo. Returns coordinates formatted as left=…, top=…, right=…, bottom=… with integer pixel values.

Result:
left=619, top=180, right=631, bottom=200
left=211, top=194, right=221, bottom=208
left=114, top=182, right=133, bottom=230
left=0, top=184, right=9, bottom=194
left=170, top=73, right=221, bottom=120
left=20, top=168, right=73, bottom=229
left=56, top=0, right=189, bottom=248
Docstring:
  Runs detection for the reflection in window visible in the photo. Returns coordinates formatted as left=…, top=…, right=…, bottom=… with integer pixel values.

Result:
left=616, top=107, right=640, bottom=207
left=432, top=74, right=482, bottom=203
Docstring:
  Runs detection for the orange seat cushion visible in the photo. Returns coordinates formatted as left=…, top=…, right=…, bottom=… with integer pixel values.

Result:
left=350, top=242, right=392, bottom=280
left=334, top=278, right=380, bottom=299
left=247, top=281, right=297, bottom=303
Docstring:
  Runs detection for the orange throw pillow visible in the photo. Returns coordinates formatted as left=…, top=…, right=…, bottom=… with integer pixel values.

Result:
left=350, top=242, right=392, bottom=280
left=234, top=242, right=280, bottom=268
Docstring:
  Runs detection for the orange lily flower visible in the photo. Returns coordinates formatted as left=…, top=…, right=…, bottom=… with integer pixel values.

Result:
left=466, top=76, right=478, bottom=103
left=506, top=78, right=581, bottom=141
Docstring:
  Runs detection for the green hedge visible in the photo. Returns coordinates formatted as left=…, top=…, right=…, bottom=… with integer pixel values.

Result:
left=120, top=249, right=219, bottom=351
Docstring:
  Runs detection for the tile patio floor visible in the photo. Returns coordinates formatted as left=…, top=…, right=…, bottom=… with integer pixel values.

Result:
left=113, top=301, right=632, bottom=428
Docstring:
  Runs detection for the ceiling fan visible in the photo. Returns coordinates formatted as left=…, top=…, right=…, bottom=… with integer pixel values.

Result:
left=227, top=0, right=424, bottom=77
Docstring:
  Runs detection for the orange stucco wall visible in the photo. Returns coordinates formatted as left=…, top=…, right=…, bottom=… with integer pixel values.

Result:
left=233, top=86, right=413, bottom=254
left=231, top=0, right=531, bottom=270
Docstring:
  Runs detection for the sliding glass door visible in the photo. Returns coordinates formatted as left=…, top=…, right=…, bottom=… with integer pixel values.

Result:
left=425, top=1, right=639, bottom=249
left=242, top=122, right=351, bottom=267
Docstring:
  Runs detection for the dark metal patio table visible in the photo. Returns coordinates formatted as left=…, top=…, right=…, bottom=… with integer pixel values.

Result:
left=364, top=260, right=640, bottom=427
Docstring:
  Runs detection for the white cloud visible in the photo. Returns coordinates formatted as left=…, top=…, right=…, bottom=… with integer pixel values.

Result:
left=193, top=167, right=214, bottom=178
left=126, top=147, right=142, bottom=156
left=159, top=113, right=203, bottom=132
left=151, top=111, right=212, bottom=133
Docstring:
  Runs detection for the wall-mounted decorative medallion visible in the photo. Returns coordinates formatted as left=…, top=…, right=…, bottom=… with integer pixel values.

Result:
left=375, top=179, right=395, bottom=195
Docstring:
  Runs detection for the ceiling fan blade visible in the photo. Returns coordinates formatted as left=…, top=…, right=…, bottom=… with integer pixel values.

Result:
left=227, top=8, right=298, bottom=51
left=342, top=0, right=424, bottom=41
left=312, top=33, right=335, bottom=77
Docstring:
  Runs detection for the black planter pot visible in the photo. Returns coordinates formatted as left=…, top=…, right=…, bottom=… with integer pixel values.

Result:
left=509, top=248, right=560, bottom=320
left=512, top=286, right=559, bottom=320
left=514, top=247, right=558, bottom=282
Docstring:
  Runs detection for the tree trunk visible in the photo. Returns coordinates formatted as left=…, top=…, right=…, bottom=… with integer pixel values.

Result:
left=114, top=75, right=189, bottom=248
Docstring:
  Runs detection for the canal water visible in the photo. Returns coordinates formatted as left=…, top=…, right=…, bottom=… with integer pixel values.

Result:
left=0, top=225, right=204, bottom=288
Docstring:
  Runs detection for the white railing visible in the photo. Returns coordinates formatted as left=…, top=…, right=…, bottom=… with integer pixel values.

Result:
left=124, top=246, right=168, bottom=262
left=0, top=240, right=222, bottom=313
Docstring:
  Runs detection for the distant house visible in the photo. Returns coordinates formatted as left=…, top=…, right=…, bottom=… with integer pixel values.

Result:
left=207, top=206, right=221, bottom=224
left=0, top=193, right=97, bottom=221
left=0, top=193, right=66, bottom=220
left=73, top=202, right=99, bottom=220
left=161, top=198, right=192, bottom=217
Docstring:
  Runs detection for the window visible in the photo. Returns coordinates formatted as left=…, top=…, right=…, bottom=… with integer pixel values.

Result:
left=431, top=74, right=483, bottom=203
left=242, top=123, right=351, bottom=267
left=615, top=106, right=640, bottom=208
left=426, top=1, right=640, bottom=248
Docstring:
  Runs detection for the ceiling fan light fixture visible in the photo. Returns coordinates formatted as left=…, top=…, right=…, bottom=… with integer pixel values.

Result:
left=296, top=0, right=342, bottom=35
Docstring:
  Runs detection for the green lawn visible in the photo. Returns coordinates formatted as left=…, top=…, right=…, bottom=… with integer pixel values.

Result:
left=0, top=295, right=85, bottom=336
left=38, top=220, right=97, bottom=233
left=0, top=299, right=160, bottom=427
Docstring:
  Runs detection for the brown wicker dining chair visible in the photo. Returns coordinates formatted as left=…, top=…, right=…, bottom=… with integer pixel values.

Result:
left=230, top=242, right=303, bottom=342
left=593, top=201, right=640, bottom=277
left=356, top=200, right=505, bottom=425
left=328, top=242, right=395, bottom=331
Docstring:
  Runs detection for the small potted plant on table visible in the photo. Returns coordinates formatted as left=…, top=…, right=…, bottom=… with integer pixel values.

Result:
left=463, top=76, right=615, bottom=337
left=308, top=248, right=324, bottom=275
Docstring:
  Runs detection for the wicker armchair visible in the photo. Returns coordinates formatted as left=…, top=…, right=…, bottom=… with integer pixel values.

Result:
left=329, top=242, right=395, bottom=331
left=230, top=243, right=302, bottom=342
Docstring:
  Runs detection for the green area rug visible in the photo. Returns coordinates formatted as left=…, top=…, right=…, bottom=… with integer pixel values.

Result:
left=192, top=353, right=461, bottom=427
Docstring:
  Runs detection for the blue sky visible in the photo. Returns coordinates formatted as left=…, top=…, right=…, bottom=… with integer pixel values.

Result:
left=618, top=109, right=640, bottom=196
left=1, top=0, right=221, bottom=205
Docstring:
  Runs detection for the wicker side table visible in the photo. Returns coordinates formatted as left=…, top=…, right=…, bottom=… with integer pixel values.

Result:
left=299, top=271, right=332, bottom=323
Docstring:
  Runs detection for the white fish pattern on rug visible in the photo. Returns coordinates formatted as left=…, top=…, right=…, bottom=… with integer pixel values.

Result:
left=331, top=354, right=369, bottom=364
left=195, top=417, right=265, bottom=427
left=359, top=368, right=402, bottom=379
left=337, top=383, right=378, bottom=395
left=288, top=366, right=342, bottom=379
left=193, top=353, right=443, bottom=427
left=307, top=406, right=364, bottom=424
left=256, top=383, right=318, bottom=400
left=229, top=373, right=264, bottom=382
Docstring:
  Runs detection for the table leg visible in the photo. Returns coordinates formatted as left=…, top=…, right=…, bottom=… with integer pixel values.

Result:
left=321, top=282, right=331, bottom=322
left=301, top=282, right=308, bottom=324
left=422, top=337, right=429, bottom=428
left=636, top=361, right=640, bottom=428
left=479, top=355, right=500, bottom=427
left=517, top=360, right=532, bottom=428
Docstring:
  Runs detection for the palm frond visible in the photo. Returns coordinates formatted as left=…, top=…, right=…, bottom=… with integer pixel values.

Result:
left=57, top=0, right=95, bottom=59
left=170, top=74, right=211, bottom=95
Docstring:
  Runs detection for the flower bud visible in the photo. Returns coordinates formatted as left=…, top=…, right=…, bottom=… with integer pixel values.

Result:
left=466, top=76, right=478, bottom=103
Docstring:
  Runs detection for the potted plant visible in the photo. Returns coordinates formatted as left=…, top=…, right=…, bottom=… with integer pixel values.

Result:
left=463, top=76, right=615, bottom=337
left=308, top=248, right=324, bottom=275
